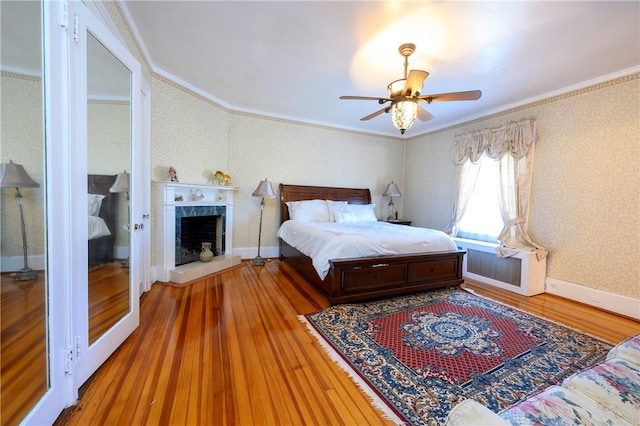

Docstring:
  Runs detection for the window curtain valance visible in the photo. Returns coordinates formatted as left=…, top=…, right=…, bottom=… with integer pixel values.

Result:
left=447, top=118, right=548, bottom=260
left=452, top=118, right=536, bottom=165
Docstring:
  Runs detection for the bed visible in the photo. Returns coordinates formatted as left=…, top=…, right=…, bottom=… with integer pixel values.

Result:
left=88, top=174, right=118, bottom=267
left=278, top=184, right=466, bottom=304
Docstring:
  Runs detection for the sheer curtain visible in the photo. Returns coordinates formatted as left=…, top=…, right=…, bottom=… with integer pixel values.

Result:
left=448, top=118, right=547, bottom=260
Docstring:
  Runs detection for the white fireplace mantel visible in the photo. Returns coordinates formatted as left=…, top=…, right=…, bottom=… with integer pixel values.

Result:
left=154, top=181, right=241, bottom=284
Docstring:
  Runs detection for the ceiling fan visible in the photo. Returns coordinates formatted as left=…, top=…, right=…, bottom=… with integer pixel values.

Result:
left=340, top=43, right=482, bottom=135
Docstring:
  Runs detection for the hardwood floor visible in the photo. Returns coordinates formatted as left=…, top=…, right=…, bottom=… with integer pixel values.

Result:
left=1, top=274, right=47, bottom=426
left=57, top=260, right=639, bottom=425
left=1, top=263, right=128, bottom=426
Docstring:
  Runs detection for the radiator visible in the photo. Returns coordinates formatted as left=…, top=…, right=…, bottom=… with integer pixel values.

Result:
left=453, top=238, right=546, bottom=296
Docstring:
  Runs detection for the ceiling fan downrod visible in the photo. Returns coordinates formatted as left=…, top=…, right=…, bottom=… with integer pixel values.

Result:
left=398, top=43, right=416, bottom=80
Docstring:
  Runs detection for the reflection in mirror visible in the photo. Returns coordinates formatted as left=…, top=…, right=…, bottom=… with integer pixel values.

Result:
left=87, top=32, right=131, bottom=345
left=0, top=0, right=49, bottom=423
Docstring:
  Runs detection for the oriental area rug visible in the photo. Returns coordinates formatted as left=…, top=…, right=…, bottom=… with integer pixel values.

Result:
left=301, top=286, right=612, bottom=425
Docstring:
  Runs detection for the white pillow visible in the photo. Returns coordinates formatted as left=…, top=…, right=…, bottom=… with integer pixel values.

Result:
left=88, top=193, right=106, bottom=216
left=326, top=200, right=348, bottom=222
left=286, top=199, right=330, bottom=222
left=334, top=209, right=356, bottom=223
left=347, top=203, right=377, bottom=222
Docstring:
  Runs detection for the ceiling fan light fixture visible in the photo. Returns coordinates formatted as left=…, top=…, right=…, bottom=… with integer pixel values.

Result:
left=391, top=100, right=418, bottom=135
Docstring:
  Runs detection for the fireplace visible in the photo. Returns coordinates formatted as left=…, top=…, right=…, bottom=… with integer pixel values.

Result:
left=175, top=205, right=225, bottom=266
left=155, top=182, right=240, bottom=284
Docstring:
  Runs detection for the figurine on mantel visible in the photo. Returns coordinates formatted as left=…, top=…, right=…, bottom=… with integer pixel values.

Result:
left=169, top=166, right=178, bottom=182
left=204, top=170, right=231, bottom=185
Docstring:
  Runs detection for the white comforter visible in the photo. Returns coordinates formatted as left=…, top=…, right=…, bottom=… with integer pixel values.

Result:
left=277, top=220, right=458, bottom=280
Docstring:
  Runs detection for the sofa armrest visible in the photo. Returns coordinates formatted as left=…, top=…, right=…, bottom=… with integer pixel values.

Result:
left=607, top=334, right=640, bottom=367
left=445, top=399, right=509, bottom=426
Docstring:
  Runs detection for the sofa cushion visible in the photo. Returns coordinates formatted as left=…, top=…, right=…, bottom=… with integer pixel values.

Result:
left=607, top=334, right=640, bottom=366
left=563, top=358, right=640, bottom=425
left=499, top=385, right=632, bottom=426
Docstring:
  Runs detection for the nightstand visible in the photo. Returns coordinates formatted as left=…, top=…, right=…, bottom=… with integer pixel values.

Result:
left=381, top=219, right=412, bottom=226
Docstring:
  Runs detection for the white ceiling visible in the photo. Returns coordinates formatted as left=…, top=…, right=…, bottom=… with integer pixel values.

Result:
left=121, top=1, right=639, bottom=138
left=4, top=2, right=638, bottom=138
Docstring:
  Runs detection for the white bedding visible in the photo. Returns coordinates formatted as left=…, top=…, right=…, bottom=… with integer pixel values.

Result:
left=277, top=220, right=458, bottom=280
left=88, top=215, right=111, bottom=240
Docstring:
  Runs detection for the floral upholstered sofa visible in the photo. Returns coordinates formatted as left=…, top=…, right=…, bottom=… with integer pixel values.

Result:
left=446, top=333, right=640, bottom=425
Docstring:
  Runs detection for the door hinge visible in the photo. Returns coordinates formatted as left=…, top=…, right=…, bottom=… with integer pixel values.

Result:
left=64, top=347, right=74, bottom=375
left=61, top=1, right=69, bottom=29
left=73, top=12, right=80, bottom=42
left=76, top=335, right=82, bottom=363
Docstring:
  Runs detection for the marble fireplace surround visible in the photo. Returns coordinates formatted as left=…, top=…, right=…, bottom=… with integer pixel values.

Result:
left=155, top=182, right=241, bottom=284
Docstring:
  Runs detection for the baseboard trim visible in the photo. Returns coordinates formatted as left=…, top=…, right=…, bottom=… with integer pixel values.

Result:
left=1, top=255, right=46, bottom=272
left=546, top=277, right=640, bottom=320
left=232, top=246, right=280, bottom=260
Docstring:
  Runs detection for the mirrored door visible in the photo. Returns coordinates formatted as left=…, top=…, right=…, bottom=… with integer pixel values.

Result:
left=73, top=2, right=141, bottom=387
left=0, top=1, right=50, bottom=423
left=86, top=32, right=131, bottom=346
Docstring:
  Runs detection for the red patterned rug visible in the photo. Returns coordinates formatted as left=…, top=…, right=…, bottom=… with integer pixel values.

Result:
left=301, top=286, right=611, bottom=425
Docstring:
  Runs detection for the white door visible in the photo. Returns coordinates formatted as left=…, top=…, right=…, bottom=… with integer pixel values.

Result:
left=70, top=1, right=142, bottom=388
left=135, top=77, right=152, bottom=295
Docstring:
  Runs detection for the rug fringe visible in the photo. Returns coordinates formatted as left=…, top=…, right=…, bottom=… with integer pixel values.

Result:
left=298, top=315, right=406, bottom=425
left=460, top=285, right=616, bottom=345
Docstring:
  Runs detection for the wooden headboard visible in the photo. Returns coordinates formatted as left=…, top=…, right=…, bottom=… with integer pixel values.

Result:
left=279, top=184, right=371, bottom=224
left=88, top=174, right=118, bottom=230
left=88, top=174, right=118, bottom=266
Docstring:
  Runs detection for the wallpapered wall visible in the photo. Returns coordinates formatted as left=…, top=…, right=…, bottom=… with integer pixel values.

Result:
left=0, top=73, right=45, bottom=257
left=405, top=76, right=639, bottom=298
left=150, top=76, right=404, bottom=255
left=7, top=3, right=634, bottom=302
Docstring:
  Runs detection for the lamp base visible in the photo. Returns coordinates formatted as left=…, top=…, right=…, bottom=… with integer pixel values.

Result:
left=12, top=267, right=38, bottom=282
left=252, top=255, right=266, bottom=266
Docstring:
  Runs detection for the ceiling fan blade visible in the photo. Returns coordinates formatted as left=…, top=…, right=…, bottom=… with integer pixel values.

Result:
left=402, top=70, right=429, bottom=97
left=360, top=106, right=390, bottom=121
left=416, top=106, right=434, bottom=121
left=340, top=95, right=392, bottom=103
left=418, top=90, right=482, bottom=103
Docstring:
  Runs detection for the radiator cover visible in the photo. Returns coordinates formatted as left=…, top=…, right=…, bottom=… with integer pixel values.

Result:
left=454, top=238, right=547, bottom=296
left=467, top=249, right=522, bottom=287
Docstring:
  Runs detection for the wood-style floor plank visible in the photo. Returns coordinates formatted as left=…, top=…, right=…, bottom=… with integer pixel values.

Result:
left=56, top=260, right=640, bottom=425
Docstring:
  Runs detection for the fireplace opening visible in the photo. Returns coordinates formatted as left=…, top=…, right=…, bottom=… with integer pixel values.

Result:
left=175, top=205, right=226, bottom=267
left=177, top=215, right=221, bottom=266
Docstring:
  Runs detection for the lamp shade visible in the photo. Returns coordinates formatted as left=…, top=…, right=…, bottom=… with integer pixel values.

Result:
left=252, top=178, right=275, bottom=198
left=110, top=170, right=130, bottom=193
left=0, top=160, right=39, bottom=188
left=383, top=181, right=402, bottom=198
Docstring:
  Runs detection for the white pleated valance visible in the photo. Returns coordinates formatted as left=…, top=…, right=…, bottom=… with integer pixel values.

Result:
left=452, top=118, right=536, bottom=164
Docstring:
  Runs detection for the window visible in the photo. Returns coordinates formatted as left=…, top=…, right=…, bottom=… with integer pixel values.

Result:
left=447, top=119, right=546, bottom=257
left=457, top=156, right=503, bottom=242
